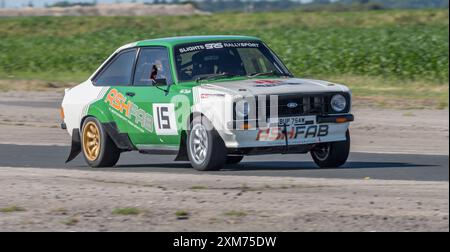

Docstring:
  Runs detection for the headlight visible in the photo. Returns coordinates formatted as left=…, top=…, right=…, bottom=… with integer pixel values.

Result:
left=331, top=94, right=347, bottom=112
left=235, top=100, right=250, bottom=118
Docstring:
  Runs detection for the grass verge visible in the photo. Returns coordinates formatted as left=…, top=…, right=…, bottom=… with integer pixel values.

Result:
left=0, top=206, right=26, bottom=213
left=112, top=207, right=143, bottom=216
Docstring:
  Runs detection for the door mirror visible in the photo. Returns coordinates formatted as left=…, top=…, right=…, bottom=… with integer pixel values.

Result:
left=152, top=78, right=171, bottom=96
left=152, top=78, right=168, bottom=86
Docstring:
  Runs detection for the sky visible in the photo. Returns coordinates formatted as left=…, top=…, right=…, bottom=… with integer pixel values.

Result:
left=0, top=0, right=314, bottom=9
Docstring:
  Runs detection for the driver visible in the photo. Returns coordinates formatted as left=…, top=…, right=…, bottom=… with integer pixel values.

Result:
left=150, top=59, right=167, bottom=81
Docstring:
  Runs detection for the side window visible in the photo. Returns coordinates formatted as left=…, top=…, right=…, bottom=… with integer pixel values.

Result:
left=133, top=47, right=172, bottom=86
left=94, top=49, right=137, bottom=86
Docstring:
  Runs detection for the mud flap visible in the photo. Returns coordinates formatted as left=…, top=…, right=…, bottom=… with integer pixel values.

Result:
left=174, top=131, right=188, bottom=161
left=102, top=122, right=134, bottom=151
left=66, top=129, right=81, bottom=163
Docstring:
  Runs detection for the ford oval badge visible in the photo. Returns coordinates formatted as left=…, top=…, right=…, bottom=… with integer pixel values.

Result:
left=287, top=102, right=298, bottom=109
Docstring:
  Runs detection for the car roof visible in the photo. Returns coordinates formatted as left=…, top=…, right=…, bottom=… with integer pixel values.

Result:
left=123, top=35, right=261, bottom=49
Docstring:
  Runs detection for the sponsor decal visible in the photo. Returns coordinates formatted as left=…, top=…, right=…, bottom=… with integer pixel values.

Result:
left=179, top=45, right=206, bottom=53
left=104, top=88, right=154, bottom=133
left=253, top=80, right=303, bottom=88
left=222, top=42, right=259, bottom=48
left=153, top=104, right=178, bottom=135
left=200, top=93, right=226, bottom=99
left=256, top=125, right=329, bottom=141
left=254, top=80, right=283, bottom=84
left=205, top=43, right=224, bottom=50
left=180, top=89, right=192, bottom=94
left=178, top=42, right=260, bottom=54
left=253, top=80, right=283, bottom=87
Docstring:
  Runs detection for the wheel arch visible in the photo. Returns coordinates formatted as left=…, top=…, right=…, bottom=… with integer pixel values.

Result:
left=80, top=115, right=135, bottom=152
left=81, top=103, right=114, bottom=129
left=175, top=111, right=208, bottom=161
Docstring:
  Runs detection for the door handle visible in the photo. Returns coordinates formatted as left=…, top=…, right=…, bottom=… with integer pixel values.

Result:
left=126, top=92, right=135, bottom=97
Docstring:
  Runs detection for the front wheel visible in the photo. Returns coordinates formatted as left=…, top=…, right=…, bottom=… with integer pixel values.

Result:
left=81, top=117, right=120, bottom=168
left=187, top=116, right=227, bottom=171
left=311, top=130, right=350, bottom=168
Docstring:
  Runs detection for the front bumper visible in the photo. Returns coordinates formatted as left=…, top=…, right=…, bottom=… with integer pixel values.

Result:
left=317, top=114, right=354, bottom=124
left=227, top=144, right=315, bottom=155
left=221, top=114, right=353, bottom=151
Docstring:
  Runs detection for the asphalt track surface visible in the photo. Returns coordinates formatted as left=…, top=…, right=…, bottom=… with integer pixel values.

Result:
left=0, top=144, right=447, bottom=182
left=0, top=100, right=58, bottom=108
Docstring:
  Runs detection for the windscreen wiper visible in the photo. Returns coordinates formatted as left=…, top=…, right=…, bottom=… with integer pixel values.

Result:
left=247, top=71, right=291, bottom=78
left=196, top=72, right=236, bottom=82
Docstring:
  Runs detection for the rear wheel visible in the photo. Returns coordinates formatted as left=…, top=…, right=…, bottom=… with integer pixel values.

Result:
left=311, top=130, right=350, bottom=168
left=81, top=117, right=120, bottom=168
left=187, top=116, right=227, bottom=171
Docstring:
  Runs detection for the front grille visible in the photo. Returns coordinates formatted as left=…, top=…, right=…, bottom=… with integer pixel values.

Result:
left=233, top=92, right=350, bottom=126
left=264, top=93, right=350, bottom=119
left=271, top=95, right=329, bottom=118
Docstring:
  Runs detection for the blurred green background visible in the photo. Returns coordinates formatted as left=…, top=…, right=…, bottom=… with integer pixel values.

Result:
left=0, top=9, right=448, bottom=108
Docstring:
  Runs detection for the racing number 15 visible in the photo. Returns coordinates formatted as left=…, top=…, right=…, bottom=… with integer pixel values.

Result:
left=153, top=104, right=178, bottom=136
left=157, top=106, right=171, bottom=129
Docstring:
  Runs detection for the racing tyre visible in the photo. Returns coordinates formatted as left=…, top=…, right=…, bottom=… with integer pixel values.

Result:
left=311, top=130, right=350, bottom=168
left=187, top=116, right=227, bottom=171
left=226, top=156, right=244, bottom=165
left=81, top=117, right=120, bottom=168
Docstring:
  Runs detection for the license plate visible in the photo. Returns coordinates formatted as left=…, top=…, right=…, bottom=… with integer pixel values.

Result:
left=274, top=116, right=316, bottom=126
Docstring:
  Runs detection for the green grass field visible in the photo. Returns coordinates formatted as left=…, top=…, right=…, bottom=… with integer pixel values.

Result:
left=0, top=9, right=448, bottom=108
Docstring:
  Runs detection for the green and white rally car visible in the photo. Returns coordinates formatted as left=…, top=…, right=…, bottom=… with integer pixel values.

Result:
left=61, top=35, right=354, bottom=171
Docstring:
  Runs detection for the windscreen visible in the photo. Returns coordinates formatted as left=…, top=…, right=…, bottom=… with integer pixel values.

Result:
left=174, top=41, right=290, bottom=82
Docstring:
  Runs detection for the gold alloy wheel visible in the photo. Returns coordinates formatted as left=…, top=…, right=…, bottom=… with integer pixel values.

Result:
left=83, top=121, right=101, bottom=161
